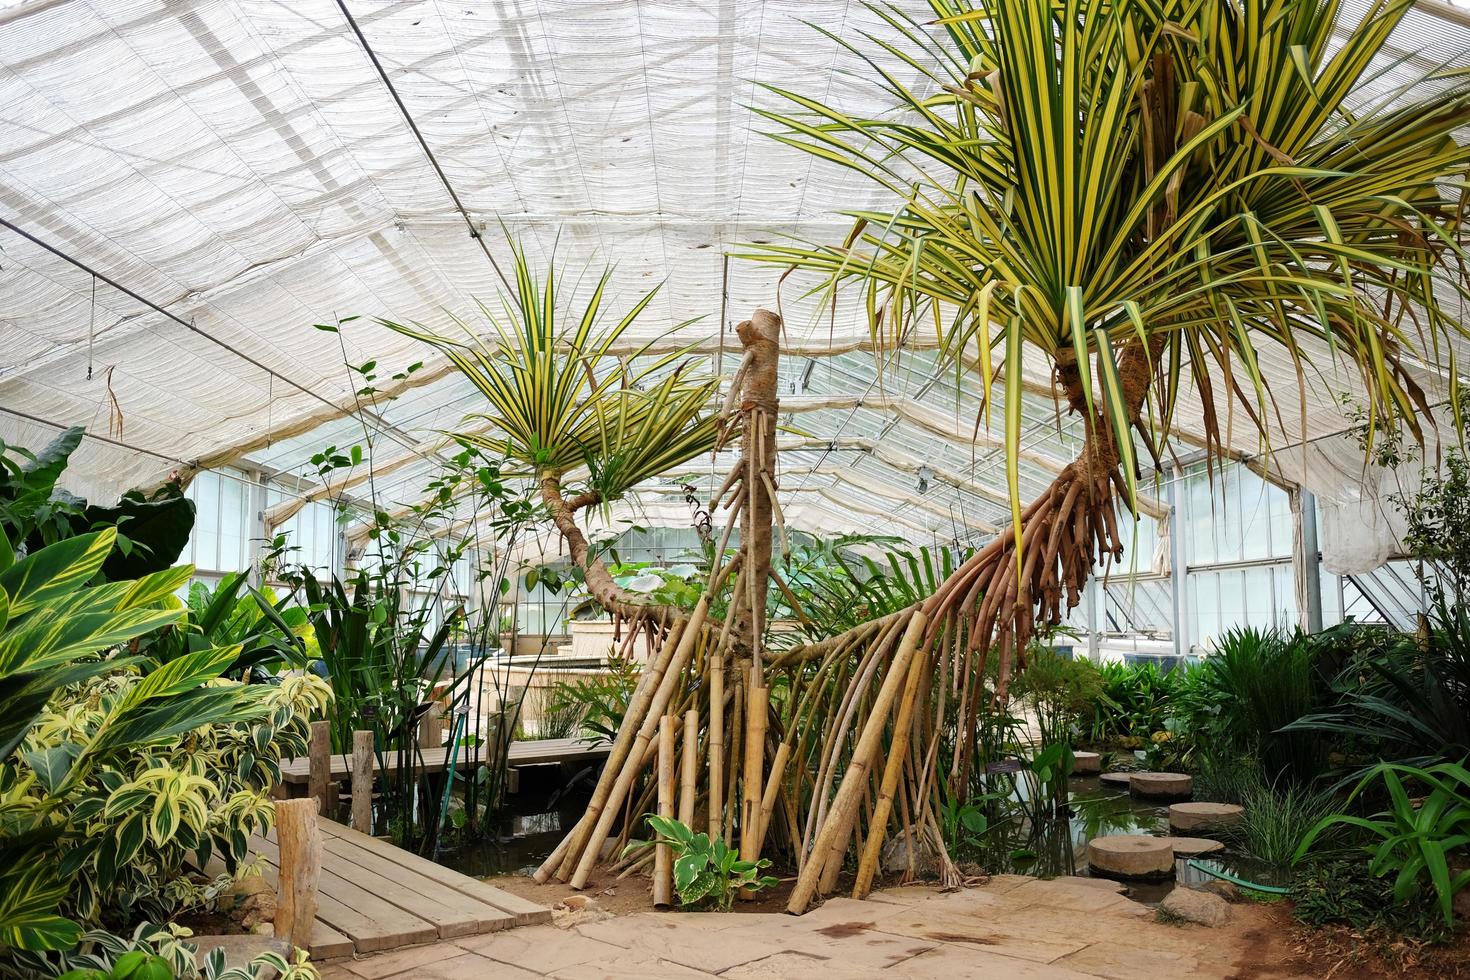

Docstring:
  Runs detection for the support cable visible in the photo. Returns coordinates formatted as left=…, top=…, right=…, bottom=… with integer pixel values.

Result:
left=333, top=0, right=513, bottom=294
left=0, top=216, right=437, bottom=470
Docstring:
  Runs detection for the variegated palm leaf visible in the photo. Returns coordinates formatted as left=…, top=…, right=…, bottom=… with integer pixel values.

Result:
left=738, top=0, right=1470, bottom=703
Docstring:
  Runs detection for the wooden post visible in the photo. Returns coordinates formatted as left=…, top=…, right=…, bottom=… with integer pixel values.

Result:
left=418, top=703, right=444, bottom=749
left=654, top=714, right=676, bottom=907
left=350, top=730, right=373, bottom=835
left=274, top=798, right=321, bottom=953
left=307, top=720, right=331, bottom=815
left=707, top=651, right=724, bottom=840
left=679, top=709, right=698, bottom=826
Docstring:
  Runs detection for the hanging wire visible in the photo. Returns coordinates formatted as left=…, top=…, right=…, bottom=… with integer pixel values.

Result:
left=86, top=273, right=96, bottom=381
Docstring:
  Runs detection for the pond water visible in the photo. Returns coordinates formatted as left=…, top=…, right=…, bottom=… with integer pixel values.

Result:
left=437, top=765, right=1279, bottom=905
left=988, top=772, right=1283, bottom=904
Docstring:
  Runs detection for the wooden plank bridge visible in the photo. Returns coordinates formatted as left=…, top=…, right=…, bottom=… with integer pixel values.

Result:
left=243, top=815, right=551, bottom=959
left=277, top=736, right=611, bottom=791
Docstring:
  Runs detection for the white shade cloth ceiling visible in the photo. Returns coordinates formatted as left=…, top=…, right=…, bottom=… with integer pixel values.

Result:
left=0, top=0, right=1467, bottom=563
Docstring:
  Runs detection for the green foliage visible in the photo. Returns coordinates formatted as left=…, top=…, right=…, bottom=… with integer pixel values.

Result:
left=623, top=815, right=778, bottom=911
left=147, top=575, right=311, bottom=678
left=1296, top=761, right=1470, bottom=928
left=0, top=527, right=331, bottom=959
left=1292, top=859, right=1454, bottom=945
left=1394, top=449, right=1470, bottom=607
left=1085, top=660, right=1180, bottom=747
left=1224, top=767, right=1342, bottom=871
left=1190, top=628, right=1330, bottom=784
left=778, top=537, right=965, bottom=640
left=1015, top=647, right=1101, bottom=751
left=0, top=428, right=194, bottom=581
left=37, top=921, right=318, bottom=980
left=381, top=240, right=721, bottom=499
left=1287, top=607, right=1470, bottom=769
left=546, top=653, right=640, bottom=742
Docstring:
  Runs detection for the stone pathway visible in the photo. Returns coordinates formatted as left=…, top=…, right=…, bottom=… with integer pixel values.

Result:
left=319, top=875, right=1257, bottom=979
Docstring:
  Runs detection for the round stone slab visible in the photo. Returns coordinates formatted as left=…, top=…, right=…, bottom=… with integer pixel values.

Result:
left=1099, top=771, right=1134, bottom=787
left=1169, top=802, right=1244, bottom=832
left=1086, top=835, right=1176, bottom=879
left=1168, top=836, right=1225, bottom=856
left=1072, top=751, right=1102, bottom=774
left=1130, top=772, right=1194, bottom=799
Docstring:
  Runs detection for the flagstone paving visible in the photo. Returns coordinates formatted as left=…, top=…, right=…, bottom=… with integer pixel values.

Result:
left=317, top=875, right=1263, bottom=979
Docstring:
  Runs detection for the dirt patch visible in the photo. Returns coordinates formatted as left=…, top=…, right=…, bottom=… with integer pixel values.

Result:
left=1220, top=903, right=1470, bottom=980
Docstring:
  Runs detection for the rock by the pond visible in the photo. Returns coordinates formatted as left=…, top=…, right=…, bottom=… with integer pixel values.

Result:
left=1099, top=771, right=1134, bottom=787
left=1167, top=836, right=1224, bottom=856
left=221, top=875, right=276, bottom=931
left=1200, top=880, right=1242, bottom=903
left=1086, top=835, right=1176, bottom=879
left=1072, top=751, right=1101, bottom=774
left=1160, top=887, right=1232, bottom=927
left=1130, top=772, right=1193, bottom=799
left=1168, top=801, right=1244, bottom=832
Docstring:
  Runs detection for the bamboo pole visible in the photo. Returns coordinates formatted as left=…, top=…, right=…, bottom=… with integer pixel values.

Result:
left=680, top=708, right=698, bottom=826
left=787, top=611, right=929, bottom=914
left=307, top=720, right=331, bottom=815
left=738, top=670, right=768, bottom=898
left=655, top=715, right=676, bottom=907
left=852, top=643, right=927, bottom=898
left=274, top=798, right=321, bottom=952
left=350, top=730, right=373, bottom=835
left=569, top=605, right=705, bottom=889
left=723, top=677, right=742, bottom=847
left=707, top=648, right=725, bottom=840
left=537, top=612, right=685, bottom=883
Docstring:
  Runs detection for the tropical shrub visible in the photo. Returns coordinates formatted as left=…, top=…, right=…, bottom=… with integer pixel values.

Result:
left=1190, top=628, right=1330, bottom=783
left=623, top=816, right=778, bottom=911
left=1296, top=761, right=1470, bottom=928
left=1014, top=646, right=1101, bottom=750
left=0, top=527, right=331, bottom=958
left=1292, top=859, right=1454, bottom=945
left=147, top=575, right=312, bottom=679
left=1287, top=606, right=1470, bottom=769
left=1085, top=661, right=1179, bottom=747
left=0, top=427, right=194, bottom=580
left=40, top=922, right=318, bottom=980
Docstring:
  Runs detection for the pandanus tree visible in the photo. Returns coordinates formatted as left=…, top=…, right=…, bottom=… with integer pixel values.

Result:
left=396, top=0, right=1470, bottom=917
left=740, top=0, right=1470, bottom=703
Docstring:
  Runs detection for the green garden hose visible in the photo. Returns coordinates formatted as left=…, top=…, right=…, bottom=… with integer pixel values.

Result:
left=1186, top=858, right=1291, bottom=895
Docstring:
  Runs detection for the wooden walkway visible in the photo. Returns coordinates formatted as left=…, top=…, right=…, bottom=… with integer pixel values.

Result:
left=243, top=815, right=550, bottom=959
left=277, top=737, right=610, bottom=789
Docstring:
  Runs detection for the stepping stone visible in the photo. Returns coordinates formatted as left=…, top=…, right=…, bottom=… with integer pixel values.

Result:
left=1099, top=771, right=1134, bottom=787
left=1086, top=835, right=1176, bottom=879
left=1129, top=772, right=1193, bottom=799
left=1167, top=836, right=1224, bottom=856
left=1168, top=802, right=1244, bottom=832
left=1072, top=751, right=1101, bottom=774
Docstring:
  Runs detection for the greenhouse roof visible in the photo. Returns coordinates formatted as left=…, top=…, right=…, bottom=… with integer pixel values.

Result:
left=2, top=0, right=1468, bottom=549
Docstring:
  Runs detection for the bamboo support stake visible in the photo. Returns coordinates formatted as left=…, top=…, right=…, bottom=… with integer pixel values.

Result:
left=655, top=715, right=676, bottom=907
left=739, top=669, right=768, bottom=889
left=787, top=611, right=929, bottom=915
left=852, top=644, right=926, bottom=898
left=307, top=720, right=331, bottom=815
left=755, top=740, right=790, bottom=850
left=723, top=677, right=742, bottom=847
left=274, top=798, right=321, bottom=953
left=569, top=605, right=705, bottom=889
left=707, top=649, right=725, bottom=840
left=350, top=730, right=373, bottom=835
left=680, top=709, right=698, bottom=826
left=537, top=613, right=685, bottom=883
